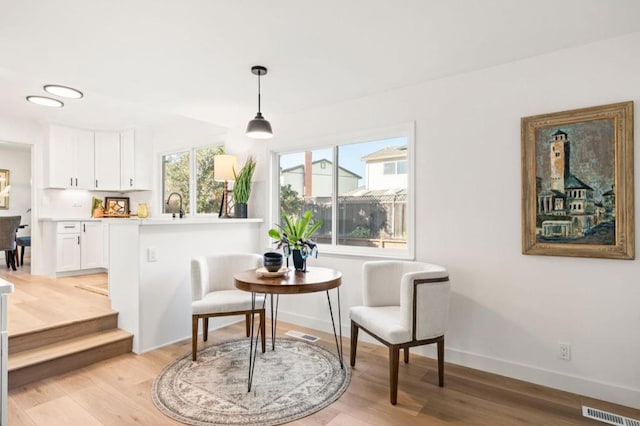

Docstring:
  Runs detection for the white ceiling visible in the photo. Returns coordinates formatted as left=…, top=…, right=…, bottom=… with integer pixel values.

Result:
left=1, top=0, right=639, bottom=131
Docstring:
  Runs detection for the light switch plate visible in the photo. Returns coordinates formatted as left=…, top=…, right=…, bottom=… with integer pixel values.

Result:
left=147, top=247, right=157, bottom=262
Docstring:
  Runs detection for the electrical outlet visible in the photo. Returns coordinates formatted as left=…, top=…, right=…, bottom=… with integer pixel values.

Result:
left=147, top=247, right=157, bottom=262
left=559, top=342, right=571, bottom=361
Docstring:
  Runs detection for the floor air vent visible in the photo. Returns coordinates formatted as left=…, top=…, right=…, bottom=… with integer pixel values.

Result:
left=285, top=330, right=320, bottom=342
left=582, top=406, right=640, bottom=426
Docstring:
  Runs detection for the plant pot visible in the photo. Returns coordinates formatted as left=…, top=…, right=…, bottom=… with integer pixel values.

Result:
left=235, top=203, right=248, bottom=218
left=292, top=249, right=307, bottom=272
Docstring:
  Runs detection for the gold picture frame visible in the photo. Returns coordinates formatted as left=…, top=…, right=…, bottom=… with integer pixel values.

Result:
left=0, top=169, right=9, bottom=209
left=521, top=101, right=634, bottom=259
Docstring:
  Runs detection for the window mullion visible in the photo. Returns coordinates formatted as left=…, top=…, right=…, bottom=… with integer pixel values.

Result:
left=190, top=148, right=197, bottom=215
left=332, top=145, right=338, bottom=246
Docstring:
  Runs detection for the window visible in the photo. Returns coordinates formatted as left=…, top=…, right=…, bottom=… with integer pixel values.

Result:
left=383, top=162, right=395, bottom=175
left=162, top=145, right=224, bottom=215
left=273, top=123, right=414, bottom=258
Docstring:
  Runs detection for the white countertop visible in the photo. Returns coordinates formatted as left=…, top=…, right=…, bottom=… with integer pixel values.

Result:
left=0, top=278, right=15, bottom=295
left=40, top=217, right=263, bottom=226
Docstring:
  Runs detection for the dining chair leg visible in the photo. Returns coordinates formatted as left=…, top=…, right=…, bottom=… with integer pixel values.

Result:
left=350, top=321, right=359, bottom=367
left=437, top=336, right=445, bottom=387
left=192, top=315, right=199, bottom=361
left=389, top=345, right=400, bottom=405
left=8, top=250, right=16, bottom=271
left=5, top=251, right=9, bottom=268
left=203, top=317, right=209, bottom=341
left=404, top=347, right=409, bottom=364
left=245, top=313, right=251, bottom=337
left=20, top=246, right=25, bottom=266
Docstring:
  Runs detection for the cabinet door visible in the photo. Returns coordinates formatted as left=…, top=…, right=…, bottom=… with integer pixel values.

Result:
left=94, top=131, right=121, bottom=190
left=80, top=222, right=103, bottom=269
left=73, top=129, right=95, bottom=189
left=48, top=125, right=76, bottom=188
left=120, top=129, right=135, bottom=190
left=56, top=233, right=81, bottom=271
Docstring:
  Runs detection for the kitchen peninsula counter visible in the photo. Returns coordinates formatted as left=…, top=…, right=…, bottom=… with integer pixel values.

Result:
left=108, top=217, right=263, bottom=353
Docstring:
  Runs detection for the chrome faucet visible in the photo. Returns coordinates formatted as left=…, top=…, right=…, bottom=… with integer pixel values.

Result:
left=166, top=192, right=185, bottom=218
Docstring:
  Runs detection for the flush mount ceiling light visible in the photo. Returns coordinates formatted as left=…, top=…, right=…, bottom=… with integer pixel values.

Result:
left=26, top=96, right=64, bottom=108
left=43, top=84, right=83, bottom=99
left=246, top=65, right=273, bottom=139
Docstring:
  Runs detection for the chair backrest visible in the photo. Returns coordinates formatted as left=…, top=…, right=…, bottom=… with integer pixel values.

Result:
left=363, top=260, right=450, bottom=341
left=0, top=216, right=21, bottom=251
left=191, top=253, right=263, bottom=301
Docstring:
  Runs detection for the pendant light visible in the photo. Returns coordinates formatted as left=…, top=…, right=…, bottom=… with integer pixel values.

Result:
left=246, top=65, right=273, bottom=139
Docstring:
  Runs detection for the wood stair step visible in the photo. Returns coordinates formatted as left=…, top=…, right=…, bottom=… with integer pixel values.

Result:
left=9, top=311, right=119, bottom=354
left=8, top=329, right=133, bottom=388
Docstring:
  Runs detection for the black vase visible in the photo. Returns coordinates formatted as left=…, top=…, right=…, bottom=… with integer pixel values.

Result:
left=292, top=249, right=306, bottom=272
left=235, top=203, right=248, bottom=218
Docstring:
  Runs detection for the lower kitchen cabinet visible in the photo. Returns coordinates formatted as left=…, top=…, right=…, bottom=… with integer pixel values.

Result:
left=44, top=220, right=108, bottom=275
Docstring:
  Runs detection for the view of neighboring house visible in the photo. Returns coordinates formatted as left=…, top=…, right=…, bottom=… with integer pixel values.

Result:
left=361, top=145, right=408, bottom=191
left=280, top=145, right=408, bottom=245
left=280, top=157, right=361, bottom=199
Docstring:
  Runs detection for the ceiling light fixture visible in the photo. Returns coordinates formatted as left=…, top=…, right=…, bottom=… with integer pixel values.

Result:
left=246, top=65, right=273, bottom=139
left=43, top=84, right=83, bottom=99
left=26, top=96, right=64, bottom=108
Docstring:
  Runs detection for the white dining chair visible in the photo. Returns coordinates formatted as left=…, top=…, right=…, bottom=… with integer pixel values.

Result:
left=350, top=260, right=450, bottom=405
left=190, top=253, right=266, bottom=361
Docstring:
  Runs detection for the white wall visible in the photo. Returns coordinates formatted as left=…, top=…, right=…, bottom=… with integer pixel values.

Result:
left=225, top=32, right=640, bottom=408
left=0, top=146, right=31, bottom=232
left=0, top=117, right=45, bottom=273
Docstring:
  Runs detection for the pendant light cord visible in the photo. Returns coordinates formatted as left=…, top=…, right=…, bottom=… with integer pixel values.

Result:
left=257, top=72, right=262, bottom=114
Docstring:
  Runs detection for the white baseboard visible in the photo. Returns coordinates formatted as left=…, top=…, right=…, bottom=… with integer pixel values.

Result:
left=442, top=347, right=640, bottom=410
left=276, top=310, right=640, bottom=410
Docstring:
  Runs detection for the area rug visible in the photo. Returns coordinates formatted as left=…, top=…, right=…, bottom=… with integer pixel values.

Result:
left=152, top=337, right=351, bottom=426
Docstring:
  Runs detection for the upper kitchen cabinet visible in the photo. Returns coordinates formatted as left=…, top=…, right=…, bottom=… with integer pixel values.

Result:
left=94, top=131, right=121, bottom=191
left=45, top=125, right=150, bottom=191
left=121, top=129, right=140, bottom=190
left=45, top=125, right=95, bottom=189
left=94, top=129, right=149, bottom=191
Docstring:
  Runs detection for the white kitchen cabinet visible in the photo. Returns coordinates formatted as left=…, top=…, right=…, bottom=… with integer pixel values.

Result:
left=56, top=223, right=81, bottom=271
left=80, top=221, right=104, bottom=269
left=46, top=125, right=95, bottom=189
left=94, top=131, right=121, bottom=191
left=120, top=129, right=136, bottom=190
left=54, top=221, right=104, bottom=272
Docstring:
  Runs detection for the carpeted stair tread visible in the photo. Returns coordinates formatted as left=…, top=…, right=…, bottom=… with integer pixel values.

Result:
left=9, top=328, right=132, bottom=371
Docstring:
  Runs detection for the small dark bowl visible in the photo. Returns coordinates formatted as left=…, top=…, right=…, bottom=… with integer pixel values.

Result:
left=263, top=252, right=283, bottom=272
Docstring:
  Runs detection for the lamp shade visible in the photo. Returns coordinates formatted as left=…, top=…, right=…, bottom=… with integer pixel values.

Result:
left=214, top=155, right=237, bottom=181
left=246, top=113, right=273, bottom=139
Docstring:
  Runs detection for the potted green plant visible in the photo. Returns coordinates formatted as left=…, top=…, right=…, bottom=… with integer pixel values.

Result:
left=268, top=210, right=323, bottom=271
left=232, top=156, right=256, bottom=218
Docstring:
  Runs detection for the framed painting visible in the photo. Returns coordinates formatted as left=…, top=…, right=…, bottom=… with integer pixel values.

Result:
left=521, top=101, right=634, bottom=259
left=0, top=169, right=8, bottom=209
left=104, top=196, right=130, bottom=216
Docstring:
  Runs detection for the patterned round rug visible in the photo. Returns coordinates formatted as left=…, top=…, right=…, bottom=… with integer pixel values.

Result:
left=152, top=337, right=351, bottom=425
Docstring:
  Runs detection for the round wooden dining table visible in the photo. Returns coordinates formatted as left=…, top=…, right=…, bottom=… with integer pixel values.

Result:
left=234, top=266, right=343, bottom=392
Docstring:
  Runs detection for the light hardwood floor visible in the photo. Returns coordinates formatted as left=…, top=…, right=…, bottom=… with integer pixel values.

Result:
left=2, top=268, right=639, bottom=425
left=0, top=266, right=112, bottom=335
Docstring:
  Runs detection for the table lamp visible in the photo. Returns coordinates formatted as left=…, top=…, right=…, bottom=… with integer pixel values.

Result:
left=214, top=154, right=237, bottom=218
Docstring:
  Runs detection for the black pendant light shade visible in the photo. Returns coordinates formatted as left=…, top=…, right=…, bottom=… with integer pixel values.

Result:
left=246, top=65, right=273, bottom=139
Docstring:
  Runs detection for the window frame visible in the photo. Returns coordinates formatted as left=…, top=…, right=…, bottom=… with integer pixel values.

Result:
left=160, top=142, right=225, bottom=217
left=270, top=122, right=415, bottom=259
